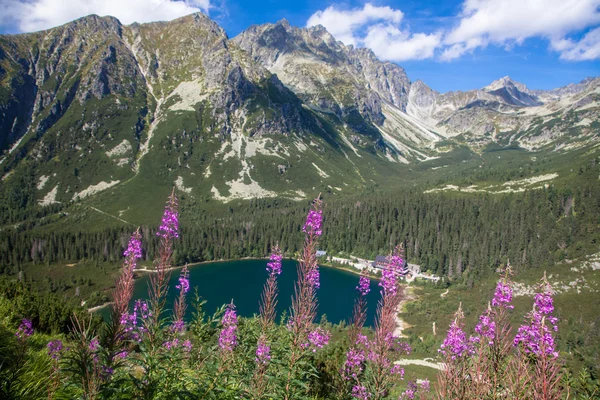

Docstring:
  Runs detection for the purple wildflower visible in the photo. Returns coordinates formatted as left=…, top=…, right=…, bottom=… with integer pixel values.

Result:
left=356, top=333, right=370, bottom=347
left=47, top=340, right=63, bottom=360
left=342, top=348, right=366, bottom=379
left=171, top=319, right=185, bottom=333
left=89, top=338, right=99, bottom=351
left=401, top=381, right=419, bottom=399
left=303, top=209, right=323, bottom=236
left=420, top=379, right=431, bottom=392
left=165, top=339, right=179, bottom=350
left=390, top=364, right=405, bottom=378
left=357, top=275, right=370, bottom=296
left=123, top=232, right=142, bottom=262
left=389, top=253, right=404, bottom=271
left=491, top=281, right=514, bottom=309
left=157, top=192, right=179, bottom=239
left=116, top=350, right=128, bottom=359
left=135, top=300, right=151, bottom=319
left=15, top=319, right=33, bottom=340
left=534, top=292, right=554, bottom=315
left=439, top=319, right=474, bottom=360
left=306, top=327, right=331, bottom=352
left=219, top=304, right=238, bottom=352
left=175, top=267, right=190, bottom=294
left=475, top=308, right=497, bottom=345
left=379, top=268, right=397, bottom=295
left=351, top=385, right=371, bottom=400
left=307, top=266, right=320, bottom=289
left=514, top=281, right=559, bottom=357
left=266, top=248, right=283, bottom=276
left=255, top=340, right=271, bottom=365
left=182, top=339, right=193, bottom=353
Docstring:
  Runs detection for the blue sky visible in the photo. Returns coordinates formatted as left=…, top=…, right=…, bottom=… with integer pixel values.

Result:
left=1, top=0, right=599, bottom=92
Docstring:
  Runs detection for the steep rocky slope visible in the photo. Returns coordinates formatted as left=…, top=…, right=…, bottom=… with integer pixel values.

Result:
left=0, top=13, right=399, bottom=209
left=0, top=13, right=598, bottom=213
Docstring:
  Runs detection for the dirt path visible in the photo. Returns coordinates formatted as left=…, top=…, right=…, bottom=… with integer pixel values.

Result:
left=87, top=302, right=113, bottom=313
left=394, top=286, right=415, bottom=338
left=394, top=358, right=443, bottom=370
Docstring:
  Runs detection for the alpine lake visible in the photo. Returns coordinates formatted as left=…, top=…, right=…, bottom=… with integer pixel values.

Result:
left=101, top=259, right=380, bottom=326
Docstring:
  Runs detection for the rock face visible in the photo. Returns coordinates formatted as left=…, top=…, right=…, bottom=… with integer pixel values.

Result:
left=233, top=20, right=412, bottom=129
left=235, top=20, right=599, bottom=153
left=0, top=13, right=598, bottom=205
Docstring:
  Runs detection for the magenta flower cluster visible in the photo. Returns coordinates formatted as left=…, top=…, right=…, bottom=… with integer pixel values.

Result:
left=389, top=254, right=404, bottom=271
left=123, top=233, right=142, bottom=261
left=400, top=379, right=430, bottom=399
left=157, top=195, right=179, bottom=239
left=89, top=338, right=99, bottom=351
left=307, top=267, right=320, bottom=289
left=120, top=300, right=151, bottom=341
left=303, top=209, right=323, bottom=236
left=379, top=268, right=398, bottom=296
left=351, top=384, right=371, bottom=400
left=47, top=339, right=63, bottom=360
left=491, top=281, right=514, bottom=309
left=439, top=320, right=474, bottom=360
left=15, top=318, right=33, bottom=340
left=356, top=275, right=370, bottom=296
left=255, top=340, right=271, bottom=365
left=176, top=267, right=190, bottom=294
left=219, top=305, right=238, bottom=352
left=342, top=347, right=366, bottom=380
left=514, top=287, right=559, bottom=357
left=304, top=327, right=331, bottom=352
left=182, top=339, right=193, bottom=353
left=266, top=249, right=283, bottom=276
left=390, top=364, right=405, bottom=378
left=474, top=310, right=497, bottom=345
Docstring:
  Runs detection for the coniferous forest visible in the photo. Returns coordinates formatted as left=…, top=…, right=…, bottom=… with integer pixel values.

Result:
left=1, top=183, right=598, bottom=278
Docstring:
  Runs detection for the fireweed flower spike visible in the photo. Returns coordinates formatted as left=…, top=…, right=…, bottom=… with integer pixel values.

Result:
left=172, top=266, right=190, bottom=333
left=219, top=303, right=238, bottom=352
left=439, top=304, right=474, bottom=360
left=252, top=246, right=283, bottom=397
left=114, top=229, right=142, bottom=333
left=358, top=244, right=410, bottom=399
left=148, top=190, right=179, bottom=333
left=266, top=247, right=283, bottom=276
left=285, top=195, right=325, bottom=398
left=514, top=273, right=559, bottom=357
left=255, top=340, right=271, bottom=365
left=157, top=189, right=179, bottom=240
left=357, top=275, right=370, bottom=296
left=15, top=318, right=33, bottom=340
left=48, top=340, right=63, bottom=360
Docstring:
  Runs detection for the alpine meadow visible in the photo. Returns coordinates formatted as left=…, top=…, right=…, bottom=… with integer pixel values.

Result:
left=0, top=4, right=599, bottom=400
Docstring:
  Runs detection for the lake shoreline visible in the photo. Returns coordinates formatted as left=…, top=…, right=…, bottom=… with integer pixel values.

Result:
left=134, top=256, right=375, bottom=279
left=90, top=257, right=384, bottom=314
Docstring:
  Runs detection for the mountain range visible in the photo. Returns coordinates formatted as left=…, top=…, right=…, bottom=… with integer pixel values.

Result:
left=0, top=13, right=598, bottom=212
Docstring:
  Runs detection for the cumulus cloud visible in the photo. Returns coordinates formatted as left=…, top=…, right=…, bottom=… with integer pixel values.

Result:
left=552, top=27, right=600, bottom=61
left=1, top=0, right=210, bottom=33
left=306, top=3, right=441, bottom=61
left=307, top=0, right=600, bottom=62
left=441, top=0, right=600, bottom=60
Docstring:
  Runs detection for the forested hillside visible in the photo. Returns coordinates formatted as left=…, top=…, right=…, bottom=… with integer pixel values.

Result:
left=2, top=182, right=598, bottom=279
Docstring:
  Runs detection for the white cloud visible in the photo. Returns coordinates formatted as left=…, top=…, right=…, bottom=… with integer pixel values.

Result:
left=552, top=28, right=600, bottom=61
left=306, top=3, right=441, bottom=62
left=308, top=1, right=600, bottom=62
left=1, top=0, right=210, bottom=33
left=364, top=24, right=441, bottom=61
left=442, top=0, right=600, bottom=60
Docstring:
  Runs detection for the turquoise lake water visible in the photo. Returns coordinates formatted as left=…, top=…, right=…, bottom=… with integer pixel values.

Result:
left=112, top=259, right=380, bottom=326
